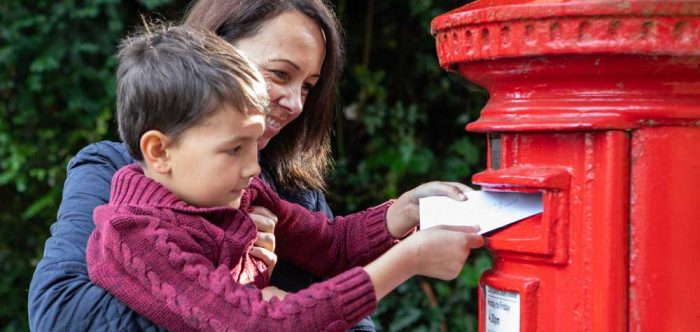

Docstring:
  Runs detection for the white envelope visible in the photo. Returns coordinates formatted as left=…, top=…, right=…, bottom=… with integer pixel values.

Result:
left=419, top=191, right=543, bottom=235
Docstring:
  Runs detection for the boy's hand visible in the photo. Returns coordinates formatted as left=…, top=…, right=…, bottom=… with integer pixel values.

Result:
left=363, top=224, right=484, bottom=300
left=249, top=206, right=278, bottom=275
left=261, top=286, right=288, bottom=301
left=386, top=181, right=473, bottom=238
left=401, top=225, right=484, bottom=280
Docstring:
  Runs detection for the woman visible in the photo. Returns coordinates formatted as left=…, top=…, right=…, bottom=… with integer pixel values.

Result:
left=28, top=1, right=366, bottom=330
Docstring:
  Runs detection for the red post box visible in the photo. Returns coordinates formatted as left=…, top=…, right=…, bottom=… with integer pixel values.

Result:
left=432, top=1, right=700, bottom=331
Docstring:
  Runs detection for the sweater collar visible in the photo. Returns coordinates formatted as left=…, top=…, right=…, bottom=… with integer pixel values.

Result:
left=109, top=164, right=249, bottom=214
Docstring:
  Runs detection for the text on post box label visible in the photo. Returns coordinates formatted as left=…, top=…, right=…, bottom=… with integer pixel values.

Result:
left=485, top=285, right=520, bottom=332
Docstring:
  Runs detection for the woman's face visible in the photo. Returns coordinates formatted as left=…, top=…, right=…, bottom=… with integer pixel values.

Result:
left=234, top=11, right=326, bottom=150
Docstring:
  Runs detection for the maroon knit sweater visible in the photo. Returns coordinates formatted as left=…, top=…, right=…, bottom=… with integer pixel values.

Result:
left=87, top=164, right=398, bottom=331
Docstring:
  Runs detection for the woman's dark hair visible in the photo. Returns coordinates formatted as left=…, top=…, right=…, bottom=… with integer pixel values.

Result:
left=184, top=0, right=343, bottom=192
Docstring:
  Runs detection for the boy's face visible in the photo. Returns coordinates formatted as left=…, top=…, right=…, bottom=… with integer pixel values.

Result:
left=165, top=105, right=264, bottom=208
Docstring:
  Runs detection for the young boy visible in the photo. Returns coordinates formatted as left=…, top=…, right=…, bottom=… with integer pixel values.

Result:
left=87, top=24, right=483, bottom=331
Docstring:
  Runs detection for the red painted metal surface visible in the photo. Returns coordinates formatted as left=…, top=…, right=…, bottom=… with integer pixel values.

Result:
left=629, top=127, right=700, bottom=331
left=432, top=0, right=700, bottom=331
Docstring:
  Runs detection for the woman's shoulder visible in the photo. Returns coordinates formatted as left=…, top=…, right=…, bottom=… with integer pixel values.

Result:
left=68, top=140, right=135, bottom=171
left=258, top=170, right=333, bottom=218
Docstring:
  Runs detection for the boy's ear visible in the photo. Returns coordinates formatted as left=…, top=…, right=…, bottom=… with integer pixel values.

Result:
left=140, top=130, right=172, bottom=174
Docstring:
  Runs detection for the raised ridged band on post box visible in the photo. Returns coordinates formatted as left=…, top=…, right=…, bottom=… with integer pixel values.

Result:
left=431, top=1, right=700, bottom=132
left=433, top=1, right=700, bottom=66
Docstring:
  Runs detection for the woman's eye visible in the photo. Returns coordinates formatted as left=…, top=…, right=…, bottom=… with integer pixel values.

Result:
left=269, top=70, right=289, bottom=81
left=301, top=82, right=314, bottom=94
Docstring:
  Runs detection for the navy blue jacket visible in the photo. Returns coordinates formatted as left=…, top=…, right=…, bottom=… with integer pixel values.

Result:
left=28, top=141, right=374, bottom=331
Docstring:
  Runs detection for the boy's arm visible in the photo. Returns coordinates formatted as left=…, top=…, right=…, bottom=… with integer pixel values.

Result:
left=249, top=178, right=397, bottom=277
left=87, top=211, right=378, bottom=332
left=27, top=141, right=162, bottom=331
left=250, top=179, right=474, bottom=278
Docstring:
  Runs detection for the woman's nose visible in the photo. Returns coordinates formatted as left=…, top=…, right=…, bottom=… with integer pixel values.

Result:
left=277, top=85, right=303, bottom=115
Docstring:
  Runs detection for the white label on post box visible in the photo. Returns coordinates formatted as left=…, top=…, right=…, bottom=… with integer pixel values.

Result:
left=484, top=285, right=520, bottom=332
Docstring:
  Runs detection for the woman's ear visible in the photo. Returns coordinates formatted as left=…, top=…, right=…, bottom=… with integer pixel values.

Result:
left=140, top=130, right=171, bottom=174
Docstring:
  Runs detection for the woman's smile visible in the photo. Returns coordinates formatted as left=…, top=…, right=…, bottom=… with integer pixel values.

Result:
left=265, top=114, right=284, bottom=131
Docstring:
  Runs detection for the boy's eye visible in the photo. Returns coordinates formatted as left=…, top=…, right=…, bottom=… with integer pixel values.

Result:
left=226, top=146, right=242, bottom=155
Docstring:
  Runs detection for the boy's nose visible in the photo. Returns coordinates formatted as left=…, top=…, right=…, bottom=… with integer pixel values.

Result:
left=243, top=159, right=261, bottom=179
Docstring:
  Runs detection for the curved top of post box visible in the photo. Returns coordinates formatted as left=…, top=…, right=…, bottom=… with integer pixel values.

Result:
left=432, top=0, right=700, bottom=132
left=432, top=0, right=700, bottom=67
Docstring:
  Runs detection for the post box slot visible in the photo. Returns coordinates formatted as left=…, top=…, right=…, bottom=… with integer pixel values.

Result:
left=473, top=166, right=570, bottom=264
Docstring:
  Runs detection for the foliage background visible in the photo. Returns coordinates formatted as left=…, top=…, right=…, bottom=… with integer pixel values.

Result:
left=0, top=0, right=489, bottom=331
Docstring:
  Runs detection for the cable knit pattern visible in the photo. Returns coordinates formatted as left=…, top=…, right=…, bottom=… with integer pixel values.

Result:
left=248, top=179, right=398, bottom=278
left=87, top=164, right=398, bottom=331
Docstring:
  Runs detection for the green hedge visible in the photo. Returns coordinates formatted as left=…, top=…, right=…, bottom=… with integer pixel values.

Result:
left=0, top=0, right=488, bottom=330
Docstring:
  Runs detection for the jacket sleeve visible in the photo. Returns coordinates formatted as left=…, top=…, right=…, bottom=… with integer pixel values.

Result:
left=250, top=179, right=399, bottom=278
left=87, top=211, right=376, bottom=332
left=28, top=141, right=164, bottom=331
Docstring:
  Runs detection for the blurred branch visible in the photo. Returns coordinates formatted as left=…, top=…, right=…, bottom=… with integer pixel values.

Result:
left=362, top=0, right=375, bottom=67
left=420, top=279, right=447, bottom=332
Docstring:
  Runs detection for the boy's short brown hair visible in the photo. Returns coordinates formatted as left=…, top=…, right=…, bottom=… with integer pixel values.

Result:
left=116, top=24, right=269, bottom=161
